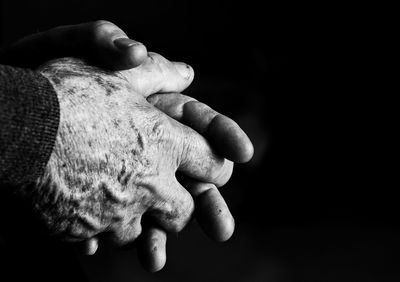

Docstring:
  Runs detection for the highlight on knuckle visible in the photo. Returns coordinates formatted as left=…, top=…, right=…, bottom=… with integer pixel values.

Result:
left=147, top=52, right=168, bottom=67
left=111, top=220, right=143, bottom=246
left=90, top=20, right=116, bottom=40
left=156, top=194, right=194, bottom=233
left=93, top=20, right=115, bottom=30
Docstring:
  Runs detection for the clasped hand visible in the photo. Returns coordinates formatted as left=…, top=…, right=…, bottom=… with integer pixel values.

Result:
left=1, top=20, right=254, bottom=272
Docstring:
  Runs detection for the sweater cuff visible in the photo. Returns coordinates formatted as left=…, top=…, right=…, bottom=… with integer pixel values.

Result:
left=0, top=65, right=60, bottom=186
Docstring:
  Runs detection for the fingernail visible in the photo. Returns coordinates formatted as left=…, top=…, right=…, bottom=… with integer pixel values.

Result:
left=114, top=38, right=142, bottom=49
left=175, top=62, right=192, bottom=80
left=85, top=238, right=99, bottom=255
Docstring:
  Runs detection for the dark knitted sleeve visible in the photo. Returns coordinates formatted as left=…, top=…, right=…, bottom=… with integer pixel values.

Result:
left=0, top=64, right=59, bottom=186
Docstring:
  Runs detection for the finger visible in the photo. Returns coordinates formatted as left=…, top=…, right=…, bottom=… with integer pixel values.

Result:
left=73, top=237, right=99, bottom=255
left=166, top=115, right=234, bottom=187
left=182, top=179, right=234, bottom=242
left=145, top=177, right=194, bottom=233
left=0, top=20, right=147, bottom=70
left=148, top=93, right=254, bottom=163
left=137, top=226, right=167, bottom=272
left=121, top=52, right=194, bottom=97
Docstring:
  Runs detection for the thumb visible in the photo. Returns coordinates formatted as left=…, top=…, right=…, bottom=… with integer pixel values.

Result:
left=121, top=52, right=194, bottom=97
left=0, top=20, right=147, bottom=70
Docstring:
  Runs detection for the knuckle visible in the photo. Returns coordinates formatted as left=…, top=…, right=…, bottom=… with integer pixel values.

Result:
left=147, top=52, right=168, bottom=66
left=111, top=221, right=142, bottom=246
left=146, top=113, right=172, bottom=147
left=61, top=218, right=97, bottom=242
left=89, top=20, right=124, bottom=40
left=147, top=52, right=160, bottom=64
left=167, top=218, right=186, bottom=233
left=64, top=229, right=93, bottom=242
left=148, top=114, right=182, bottom=158
left=159, top=194, right=194, bottom=233
left=92, top=20, right=115, bottom=30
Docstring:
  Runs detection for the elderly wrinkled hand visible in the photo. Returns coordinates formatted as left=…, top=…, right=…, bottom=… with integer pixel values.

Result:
left=0, top=20, right=254, bottom=272
left=36, top=55, right=233, bottom=240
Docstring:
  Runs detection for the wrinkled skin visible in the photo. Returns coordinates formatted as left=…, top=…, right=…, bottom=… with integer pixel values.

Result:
left=31, top=56, right=233, bottom=245
left=0, top=20, right=254, bottom=272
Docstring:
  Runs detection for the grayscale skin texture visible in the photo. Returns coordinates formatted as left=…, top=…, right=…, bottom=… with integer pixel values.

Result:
left=0, top=21, right=254, bottom=271
left=27, top=56, right=232, bottom=245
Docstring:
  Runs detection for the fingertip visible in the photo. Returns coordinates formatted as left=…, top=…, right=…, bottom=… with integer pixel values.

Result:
left=124, top=42, right=148, bottom=68
left=75, top=237, right=99, bottom=256
left=131, top=52, right=195, bottom=95
left=147, top=250, right=167, bottom=273
left=138, top=228, right=167, bottom=272
left=174, top=62, right=194, bottom=80
left=215, top=214, right=235, bottom=242
left=234, top=135, right=254, bottom=163
left=111, top=37, right=148, bottom=69
left=179, top=100, right=253, bottom=163
left=88, top=21, right=148, bottom=70
left=209, top=115, right=254, bottom=163
left=194, top=187, right=235, bottom=242
left=173, top=62, right=195, bottom=86
left=141, top=247, right=166, bottom=273
left=85, top=237, right=99, bottom=255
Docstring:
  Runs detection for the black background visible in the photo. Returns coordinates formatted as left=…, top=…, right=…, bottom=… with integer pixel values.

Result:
left=0, top=1, right=398, bottom=281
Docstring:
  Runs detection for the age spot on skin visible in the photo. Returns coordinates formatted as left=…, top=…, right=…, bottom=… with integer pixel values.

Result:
left=94, top=76, right=121, bottom=96
left=117, top=160, right=131, bottom=186
left=53, top=69, right=87, bottom=83
left=151, top=120, right=165, bottom=139
left=112, top=118, right=121, bottom=128
left=128, top=120, right=145, bottom=151
left=119, top=171, right=133, bottom=186
left=137, top=134, right=144, bottom=151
